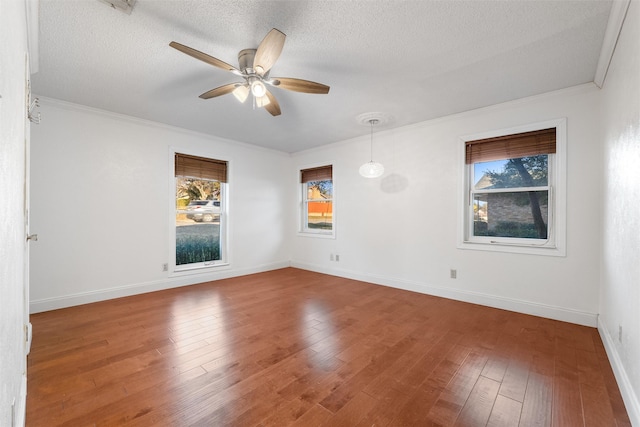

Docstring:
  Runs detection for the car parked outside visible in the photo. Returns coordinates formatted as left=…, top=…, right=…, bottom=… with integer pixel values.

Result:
left=185, top=200, right=220, bottom=222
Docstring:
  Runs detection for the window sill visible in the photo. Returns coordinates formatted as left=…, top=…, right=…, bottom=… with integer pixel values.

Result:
left=171, top=262, right=231, bottom=277
left=297, top=231, right=335, bottom=239
left=458, top=240, right=565, bottom=257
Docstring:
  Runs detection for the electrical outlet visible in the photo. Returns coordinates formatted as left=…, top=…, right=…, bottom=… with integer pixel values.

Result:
left=450, top=269, right=457, bottom=279
left=162, top=263, right=168, bottom=272
left=335, top=254, right=340, bottom=262
left=619, top=325, right=623, bottom=343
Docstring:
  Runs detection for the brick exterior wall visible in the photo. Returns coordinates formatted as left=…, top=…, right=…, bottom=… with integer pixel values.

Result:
left=486, top=193, right=548, bottom=229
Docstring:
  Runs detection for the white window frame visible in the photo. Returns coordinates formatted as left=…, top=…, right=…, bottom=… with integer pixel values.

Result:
left=170, top=147, right=230, bottom=274
left=458, top=118, right=567, bottom=256
left=298, top=163, right=335, bottom=239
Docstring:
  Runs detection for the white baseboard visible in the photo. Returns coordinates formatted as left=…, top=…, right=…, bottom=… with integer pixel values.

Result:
left=29, top=261, right=290, bottom=313
left=291, top=261, right=598, bottom=327
left=598, top=317, right=640, bottom=427
left=33, top=260, right=599, bottom=326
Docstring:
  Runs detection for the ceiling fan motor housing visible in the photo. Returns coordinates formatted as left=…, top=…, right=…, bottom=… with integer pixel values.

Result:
left=238, top=49, right=257, bottom=74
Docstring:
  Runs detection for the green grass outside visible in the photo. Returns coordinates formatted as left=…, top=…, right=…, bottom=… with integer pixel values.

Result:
left=176, top=224, right=220, bottom=265
left=474, top=221, right=545, bottom=239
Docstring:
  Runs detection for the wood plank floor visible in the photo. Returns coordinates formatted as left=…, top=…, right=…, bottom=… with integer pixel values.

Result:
left=26, top=268, right=631, bottom=426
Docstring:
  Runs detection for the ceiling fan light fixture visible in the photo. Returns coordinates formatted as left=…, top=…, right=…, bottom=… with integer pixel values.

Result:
left=255, top=94, right=271, bottom=108
left=232, top=84, right=250, bottom=103
left=250, top=79, right=267, bottom=98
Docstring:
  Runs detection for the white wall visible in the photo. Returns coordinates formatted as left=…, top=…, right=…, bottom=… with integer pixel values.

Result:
left=29, top=99, right=292, bottom=312
left=0, top=1, right=30, bottom=425
left=292, top=84, right=603, bottom=327
left=599, top=0, right=640, bottom=424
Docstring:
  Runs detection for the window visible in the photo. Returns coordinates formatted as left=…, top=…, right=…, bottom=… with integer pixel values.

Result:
left=460, top=119, right=566, bottom=256
left=174, top=153, right=228, bottom=269
left=300, top=165, right=334, bottom=236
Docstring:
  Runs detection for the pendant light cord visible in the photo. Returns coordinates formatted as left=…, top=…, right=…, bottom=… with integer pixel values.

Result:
left=369, top=119, right=378, bottom=162
left=358, top=117, right=384, bottom=178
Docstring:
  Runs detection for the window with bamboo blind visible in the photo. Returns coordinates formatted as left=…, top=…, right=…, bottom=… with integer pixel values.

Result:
left=174, top=152, right=228, bottom=270
left=300, top=165, right=334, bottom=237
left=459, top=120, right=567, bottom=256
left=175, top=153, right=227, bottom=182
left=465, top=128, right=556, bottom=164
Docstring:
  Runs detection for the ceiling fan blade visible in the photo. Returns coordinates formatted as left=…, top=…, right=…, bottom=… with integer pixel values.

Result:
left=270, top=77, right=330, bottom=94
left=170, top=41, right=241, bottom=75
left=199, top=83, right=239, bottom=99
left=253, top=29, right=286, bottom=75
left=263, top=90, right=281, bottom=116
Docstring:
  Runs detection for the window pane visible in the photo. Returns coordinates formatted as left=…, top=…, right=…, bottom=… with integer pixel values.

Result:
left=473, top=191, right=548, bottom=239
left=307, top=180, right=332, bottom=198
left=305, top=179, right=333, bottom=231
left=474, top=155, right=548, bottom=190
left=306, top=200, right=332, bottom=230
left=176, top=177, right=221, bottom=266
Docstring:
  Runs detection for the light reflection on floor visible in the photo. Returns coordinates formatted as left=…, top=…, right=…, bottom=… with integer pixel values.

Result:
left=168, top=290, right=237, bottom=412
left=302, top=299, right=341, bottom=371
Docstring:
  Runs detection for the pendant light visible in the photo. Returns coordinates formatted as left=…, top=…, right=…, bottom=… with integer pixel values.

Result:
left=359, top=119, right=384, bottom=178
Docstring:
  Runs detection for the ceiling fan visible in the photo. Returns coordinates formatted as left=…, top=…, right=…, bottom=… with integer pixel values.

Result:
left=170, top=28, right=330, bottom=117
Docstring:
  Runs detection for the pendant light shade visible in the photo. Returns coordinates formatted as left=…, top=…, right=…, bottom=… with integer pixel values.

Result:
left=359, top=161, right=384, bottom=178
left=359, top=119, right=384, bottom=178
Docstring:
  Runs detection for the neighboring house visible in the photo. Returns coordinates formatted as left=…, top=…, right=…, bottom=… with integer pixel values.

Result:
left=307, top=186, right=333, bottom=224
left=474, top=173, right=548, bottom=234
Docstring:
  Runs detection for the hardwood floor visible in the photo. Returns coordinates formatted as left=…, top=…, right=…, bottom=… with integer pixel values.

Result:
left=27, top=268, right=631, bottom=426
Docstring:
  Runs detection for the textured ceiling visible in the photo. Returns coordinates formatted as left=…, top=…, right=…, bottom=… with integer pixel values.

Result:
left=33, top=0, right=612, bottom=153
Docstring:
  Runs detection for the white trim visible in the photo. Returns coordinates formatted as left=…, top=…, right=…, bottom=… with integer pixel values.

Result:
left=296, top=161, right=336, bottom=239
left=598, top=317, right=640, bottom=426
left=291, top=83, right=598, bottom=158
left=29, top=261, right=290, bottom=313
left=170, top=146, right=231, bottom=272
left=291, top=261, right=598, bottom=327
left=15, top=375, right=27, bottom=427
left=594, top=0, right=631, bottom=88
left=171, top=261, right=231, bottom=276
left=457, top=118, right=567, bottom=257
left=36, top=96, right=289, bottom=157
left=25, top=0, right=39, bottom=74
left=296, top=231, right=336, bottom=239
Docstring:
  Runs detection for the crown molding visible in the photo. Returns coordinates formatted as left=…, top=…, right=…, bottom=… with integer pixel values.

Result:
left=594, top=0, right=631, bottom=88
